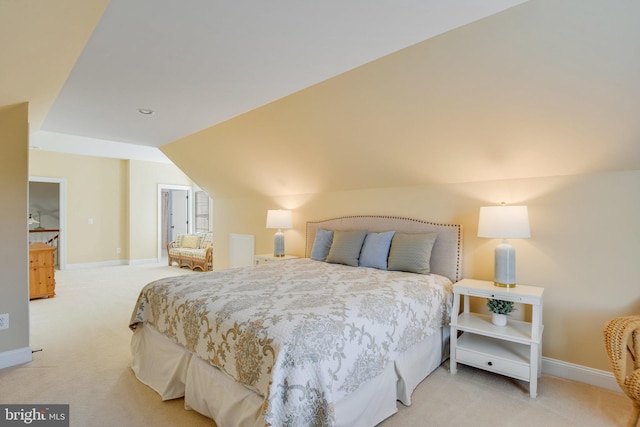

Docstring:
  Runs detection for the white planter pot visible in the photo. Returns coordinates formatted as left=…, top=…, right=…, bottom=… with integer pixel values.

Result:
left=491, top=313, right=507, bottom=326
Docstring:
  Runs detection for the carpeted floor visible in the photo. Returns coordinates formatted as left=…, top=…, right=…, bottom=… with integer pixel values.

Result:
left=0, top=262, right=632, bottom=426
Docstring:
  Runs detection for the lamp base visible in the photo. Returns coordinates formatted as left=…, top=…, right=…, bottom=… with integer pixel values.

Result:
left=273, top=230, right=285, bottom=257
left=494, top=282, right=516, bottom=288
left=494, top=240, right=517, bottom=289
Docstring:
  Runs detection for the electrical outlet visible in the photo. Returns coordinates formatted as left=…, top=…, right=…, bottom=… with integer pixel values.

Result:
left=116, top=248, right=121, bottom=254
left=0, top=313, right=9, bottom=330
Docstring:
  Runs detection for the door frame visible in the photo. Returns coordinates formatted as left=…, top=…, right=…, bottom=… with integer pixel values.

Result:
left=28, top=176, right=67, bottom=270
left=157, top=184, right=193, bottom=261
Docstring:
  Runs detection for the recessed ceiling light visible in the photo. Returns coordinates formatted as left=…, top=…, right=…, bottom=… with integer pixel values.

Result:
left=29, top=145, right=42, bottom=150
left=137, top=108, right=155, bottom=115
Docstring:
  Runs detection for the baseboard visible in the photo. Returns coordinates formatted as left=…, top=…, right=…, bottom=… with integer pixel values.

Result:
left=0, top=347, right=32, bottom=370
left=65, top=259, right=162, bottom=269
left=128, top=258, right=160, bottom=266
left=542, top=356, right=619, bottom=392
left=65, top=260, right=127, bottom=270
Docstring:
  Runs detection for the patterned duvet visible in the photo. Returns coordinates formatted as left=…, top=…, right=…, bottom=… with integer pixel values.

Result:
left=129, top=258, right=453, bottom=426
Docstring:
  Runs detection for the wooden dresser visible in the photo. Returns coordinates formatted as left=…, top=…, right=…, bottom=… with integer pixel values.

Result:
left=29, top=242, right=56, bottom=299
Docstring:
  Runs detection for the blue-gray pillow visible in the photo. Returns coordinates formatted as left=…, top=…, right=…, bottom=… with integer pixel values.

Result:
left=326, top=230, right=368, bottom=267
left=388, top=232, right=438, bottom=274
left=311, top=229, right=334, bottom=261
left=359, top=231, right=395, bottom=270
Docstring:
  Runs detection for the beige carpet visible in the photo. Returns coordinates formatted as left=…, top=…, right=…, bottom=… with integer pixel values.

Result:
left=0, top=262, right=632, bottom=427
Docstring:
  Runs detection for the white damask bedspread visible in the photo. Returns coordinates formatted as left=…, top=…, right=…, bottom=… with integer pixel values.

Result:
left=129, top=258, right=453, bottom=427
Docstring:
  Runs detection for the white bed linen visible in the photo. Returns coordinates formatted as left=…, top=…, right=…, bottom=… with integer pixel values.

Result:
left=131, top=322, right=447, bottom=427
left=131, top=215, right=463, bottom=426
left=131, top=259, right=452, bottom=426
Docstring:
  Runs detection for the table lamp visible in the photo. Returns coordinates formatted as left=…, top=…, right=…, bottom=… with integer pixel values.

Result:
left=477, top=203, right=530, bottom=287
left=266, top=210, right=293, bottom=257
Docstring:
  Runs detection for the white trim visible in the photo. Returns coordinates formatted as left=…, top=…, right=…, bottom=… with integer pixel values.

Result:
left=542, top=356, right=619, bottom=392
left=66, top=258, right=161, bottom=269
left=157, top=184, right=193, bottom=261
left=128, top=258, right=160, bottom=266
left=0, top=347, right=32, bottom=370
left=28, top=176, right=67, bottom=270
left=64, top=260, right=127, bottom=270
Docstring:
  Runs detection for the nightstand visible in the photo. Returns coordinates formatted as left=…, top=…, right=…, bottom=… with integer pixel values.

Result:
left=254, top=254, right=299, bottom=265
left=450, top=278, right=544, bottom=397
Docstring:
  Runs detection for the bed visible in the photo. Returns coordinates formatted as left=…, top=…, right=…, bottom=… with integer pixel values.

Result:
left=129, top=215, right=462, bottom=427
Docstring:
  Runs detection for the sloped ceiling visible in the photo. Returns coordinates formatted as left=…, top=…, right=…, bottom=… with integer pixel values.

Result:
left=2, top=0, right=529, bottom=162
left=37, top=0, right=528, bottom=147
left=3, top=0, right=640, bottom=200
left=162, top=0, right=640, bottom=198
left=0, top=0, right=109, bottom=134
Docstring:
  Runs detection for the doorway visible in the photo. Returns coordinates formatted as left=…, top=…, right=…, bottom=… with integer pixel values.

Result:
left=158, top=185, right=192, bottom=260
left=28, top=176, right=66, bottom=270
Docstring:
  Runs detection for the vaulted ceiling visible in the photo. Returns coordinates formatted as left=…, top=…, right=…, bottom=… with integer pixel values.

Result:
left=3, top=0, right=640, bottom=198
left=2, top=0, right=526, bottom=153
left=162, top=0, right=640, bottom=198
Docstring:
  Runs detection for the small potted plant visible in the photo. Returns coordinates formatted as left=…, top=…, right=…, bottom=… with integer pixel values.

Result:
left=487, top=298, right=515, bottom=326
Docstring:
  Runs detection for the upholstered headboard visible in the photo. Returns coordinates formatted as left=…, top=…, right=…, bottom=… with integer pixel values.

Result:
left=305, top=215, right=463, bottom=282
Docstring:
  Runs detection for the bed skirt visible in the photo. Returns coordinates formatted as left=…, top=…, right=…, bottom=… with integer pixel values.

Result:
left=131, top=323, right=449, bottom=427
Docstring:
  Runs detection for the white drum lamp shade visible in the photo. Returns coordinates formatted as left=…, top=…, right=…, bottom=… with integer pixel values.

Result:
left=266, top=210, right=293, bottom=257
left=478, top=204, right=530, bottom=287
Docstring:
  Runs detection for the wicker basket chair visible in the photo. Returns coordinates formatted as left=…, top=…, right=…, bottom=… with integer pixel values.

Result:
left=603, top=315, right=640, bottom=427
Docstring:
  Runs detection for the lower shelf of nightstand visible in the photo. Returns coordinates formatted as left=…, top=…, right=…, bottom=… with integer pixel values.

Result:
left=456, top=332, right=531, bottom=382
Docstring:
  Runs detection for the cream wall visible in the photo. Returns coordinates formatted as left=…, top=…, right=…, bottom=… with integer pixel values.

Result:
left=28, top=152, right=193, bottom=266
left=0, top=103, right=30, bottom=361
left=208, top=170, right=640, bottom=373
left=159, top=0, right=640, bottom=373
left=127, top=160, right=194, bottom=262
left=30, top=151, right=127, bottom=264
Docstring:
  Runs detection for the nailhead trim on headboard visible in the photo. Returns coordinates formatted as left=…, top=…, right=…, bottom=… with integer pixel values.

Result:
left=305, top=215, right=463, bottom=282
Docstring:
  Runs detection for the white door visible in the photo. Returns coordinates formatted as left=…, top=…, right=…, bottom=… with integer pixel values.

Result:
left=158, top=185, right=193, bottom=260
left=170, top=190, right=189, bottom=241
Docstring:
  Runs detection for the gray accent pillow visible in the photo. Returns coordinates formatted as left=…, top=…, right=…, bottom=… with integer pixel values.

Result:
left=326, top=230, right=368, bottom=267
left=359, top=231, right=395, bottom=270
left=388, top=232, right=438, bottom=274
left=310, top=229, right=334, bottom=261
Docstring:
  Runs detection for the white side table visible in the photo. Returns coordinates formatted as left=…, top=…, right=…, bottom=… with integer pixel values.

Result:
left=254, top=254, right=299, bottom=265
left=450, top=278, right=544, bottom=397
